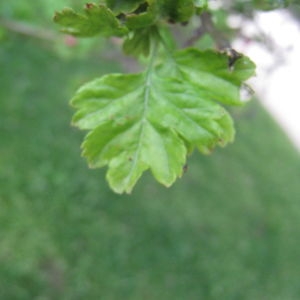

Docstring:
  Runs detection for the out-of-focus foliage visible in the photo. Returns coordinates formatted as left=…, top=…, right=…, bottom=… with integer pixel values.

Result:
left=0, top=0, right=87, bottom=25
left=224, top=0, right=293, bottom=13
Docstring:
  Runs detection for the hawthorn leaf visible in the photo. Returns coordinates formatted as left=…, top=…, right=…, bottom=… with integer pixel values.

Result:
left=70, top=49, right=255, bottom=193
left=123, top=29, right=152, bottom=57
left=71, top=73, right=187, bottom=193
left=157, top=0, right=195, bottom=22
left=105, top=0, right=145, bottom=14
left=123, top=26, right=159, bottom=57
left=125, top=3, right=157, bottom=29
left=171, top=49, right=256, bottom=106
left=53, top=4, right=128, bottom=37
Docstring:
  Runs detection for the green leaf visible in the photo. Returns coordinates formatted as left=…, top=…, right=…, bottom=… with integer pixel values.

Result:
left=173, top=49, right=256, bottom=105
left=194, top=0, right=208, bottom=14
left=123, top=25, right=160, bottom=57
left=105, top=0, right=145, bottom=14
left=71, top=73, right=186, bottom=193
left=157, top=0, right=195, bottom=22
left=70, top=49, right=255, bottom=193
left=125, top=3, right=157, bottom=29
left=53, top=4, right=128, bottom=37
left=123, top=28, right=152, bottom=57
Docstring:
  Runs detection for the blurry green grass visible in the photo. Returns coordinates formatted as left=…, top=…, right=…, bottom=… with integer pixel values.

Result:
left=0, top=35, right=300, bottom=300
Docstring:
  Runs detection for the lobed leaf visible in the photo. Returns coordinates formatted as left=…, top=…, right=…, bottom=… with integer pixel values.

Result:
left=173, top=49, right=256, bottom=105
left=123, top=28, right=152, bottom=57
left=53, top=4, right=128, bottom=37
left=157, top=0, right=195, bottom=22
left=124, top=3, right=157, bottom=29
left=70, top=49, right=255, bottom=193
left=105, top=0, right=145, bottom=14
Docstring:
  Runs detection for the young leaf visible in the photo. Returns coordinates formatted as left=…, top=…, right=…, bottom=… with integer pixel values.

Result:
left=158, top=0, right=195, bottom=22
left=70, top=49, right=255, bottom=193
left=125, top=3, right=157, bottom=29
left=123, top=28, right=152, bottom=57
left=53, top=4, right=128, bottom=37
left=105, top=0, right=145, bottom=14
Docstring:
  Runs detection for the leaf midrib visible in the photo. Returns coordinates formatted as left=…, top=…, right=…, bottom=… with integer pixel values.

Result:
left=123, top=40, right=159, bottom=189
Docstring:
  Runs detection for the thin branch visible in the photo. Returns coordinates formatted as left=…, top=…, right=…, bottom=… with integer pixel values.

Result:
left=185, top=12, right=230, bottom=49
left=0, top=18, right=58, bottom=41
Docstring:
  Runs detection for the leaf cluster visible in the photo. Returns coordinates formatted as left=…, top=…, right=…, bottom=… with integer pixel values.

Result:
left=54, top=1, right=207, bottom=50
left=54, top=1, right=257, bottom=193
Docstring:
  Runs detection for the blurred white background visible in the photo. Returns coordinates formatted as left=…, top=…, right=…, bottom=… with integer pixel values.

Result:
left=231, top=10, right=300, bottom=150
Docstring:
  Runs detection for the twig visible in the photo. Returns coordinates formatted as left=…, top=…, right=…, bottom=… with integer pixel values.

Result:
left=185, top=12, right=230, bottom=49
left=0, top=18, right=57, bottom=41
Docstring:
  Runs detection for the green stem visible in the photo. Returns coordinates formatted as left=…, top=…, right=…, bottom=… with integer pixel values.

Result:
left=143, top=27, right=160, bottom=125
left=155, top=27, right=179, bottom=76
left=145, top=27, right=160, bottom=83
